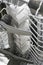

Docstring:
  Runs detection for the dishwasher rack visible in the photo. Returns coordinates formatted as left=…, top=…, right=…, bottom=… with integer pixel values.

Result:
left=29, top=15, right=43, bottom=65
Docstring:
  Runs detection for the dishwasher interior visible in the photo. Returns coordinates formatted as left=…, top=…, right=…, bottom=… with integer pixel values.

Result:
left=0, top=0, right=43, bottom=65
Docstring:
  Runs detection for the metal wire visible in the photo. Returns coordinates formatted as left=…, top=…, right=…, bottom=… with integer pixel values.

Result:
left=0, top=8, right=6, bottom=13
left=35, top=0, right=43, bottom=16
